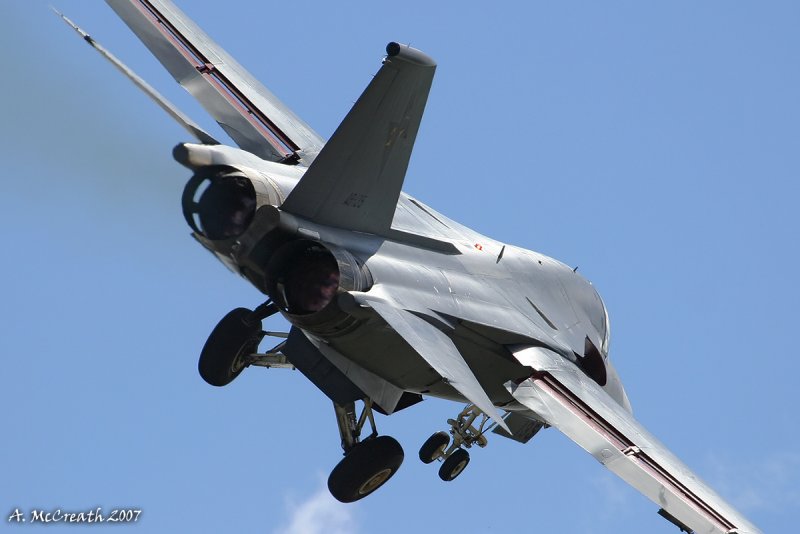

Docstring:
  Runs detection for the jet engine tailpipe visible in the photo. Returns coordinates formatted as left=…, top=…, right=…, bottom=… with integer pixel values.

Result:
left=266, top=240, right=373, bottom=336
left=182, top=165, right=282, bottom=241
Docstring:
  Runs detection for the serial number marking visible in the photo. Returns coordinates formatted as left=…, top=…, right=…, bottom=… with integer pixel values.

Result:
left=344, top=193, right=367, bottom=208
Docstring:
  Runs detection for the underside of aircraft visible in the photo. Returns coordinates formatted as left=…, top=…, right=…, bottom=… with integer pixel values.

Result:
left=56, top=2, right=761, bottom=532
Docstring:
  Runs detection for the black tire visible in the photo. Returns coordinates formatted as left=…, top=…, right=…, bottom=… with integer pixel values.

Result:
left=198, top=308, right=262, bottom=387
left=328, top=436, right=404, bottom=503
left=419, top=431, right=450, bottom=464
left=438, top=448, right=470, bottom=481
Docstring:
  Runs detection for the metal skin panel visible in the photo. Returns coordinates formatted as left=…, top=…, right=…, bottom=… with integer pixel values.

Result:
left=55, top=10, right=218, bottom=146
left=106, top=0, right=324, bottom=164
left=492, top=413, right=545, bottom=444
left=508, top=346, right=760, bottom=534
left=364, top=298, right=511, bottom=434
left=281, top=43, right=436, bottom=235
left=76, top=2, right=763, bottom=530
left=303, top=333, right=407, bottom=415
left=255, top=140, right=759, bottom=533
left=281, top=327, right=364, bottom=406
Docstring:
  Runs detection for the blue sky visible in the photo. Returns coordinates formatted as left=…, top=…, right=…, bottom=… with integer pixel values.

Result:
left=2, top=1, right=798, bottom=532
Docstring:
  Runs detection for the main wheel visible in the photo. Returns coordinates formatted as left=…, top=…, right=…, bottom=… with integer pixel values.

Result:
left=328, top=436, right=404, bottom=503
left=419, top=431, right=450, bottom=464
left=198, top=308, right=263, bottom=387
left=438, top=448, right=470, bottom=481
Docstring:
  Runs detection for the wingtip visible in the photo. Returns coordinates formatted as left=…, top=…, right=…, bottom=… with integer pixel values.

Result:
left=50, top=5, right=72, bottom=26
left=52, top=6, right=93, bottom=43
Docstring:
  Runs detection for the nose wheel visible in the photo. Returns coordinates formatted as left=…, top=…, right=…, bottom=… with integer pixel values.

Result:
left=418, top=404, right=493, bottom=482
left=419, top=431, right=449, bottom=464
left=438, top=448, right=470, bottom=481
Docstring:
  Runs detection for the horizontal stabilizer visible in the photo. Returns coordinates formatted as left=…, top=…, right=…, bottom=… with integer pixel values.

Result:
left=367, top=299, right=510, bottom=433
left=508, top=346, right=761, bottom=534
left=281, top=43, right=436, bottom=234
left=55, top=8, right=218, bottom=145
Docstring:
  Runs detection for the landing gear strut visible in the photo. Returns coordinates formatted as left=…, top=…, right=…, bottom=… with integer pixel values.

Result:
left=327, top=399, right=404, bottom=503
left=199, top=305, right=404, bottom=502
left=419, top=404, right=492, bottom=481
left=198, top=301, right=291, bottom=387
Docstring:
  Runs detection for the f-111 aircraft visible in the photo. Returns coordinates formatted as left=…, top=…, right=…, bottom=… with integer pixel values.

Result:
left=58, top=2, right=760, bottom=532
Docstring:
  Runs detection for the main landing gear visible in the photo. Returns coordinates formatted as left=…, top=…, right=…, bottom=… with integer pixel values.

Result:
left=198, top=304, right=403, bottom=503
left=198, top=300, right=293, bottom=387
left=328, top=399, right=404, bottom=503
left=419, top=404, right=492, bottom=481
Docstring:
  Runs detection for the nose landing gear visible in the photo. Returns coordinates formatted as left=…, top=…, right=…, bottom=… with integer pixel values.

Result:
left=419, top=404, right=493, bottom=482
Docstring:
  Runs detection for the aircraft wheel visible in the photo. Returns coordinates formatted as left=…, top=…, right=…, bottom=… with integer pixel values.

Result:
left=438, top=448, right=470, bottom=481
left=198, top=308, right=262, bottom=387
left=328, top=436, right=404, bottom=503
left=418, top=431, right=450, bottom=464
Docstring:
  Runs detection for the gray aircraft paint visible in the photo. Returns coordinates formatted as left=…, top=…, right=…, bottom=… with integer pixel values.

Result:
left=58, top=1, right=762, bottom=532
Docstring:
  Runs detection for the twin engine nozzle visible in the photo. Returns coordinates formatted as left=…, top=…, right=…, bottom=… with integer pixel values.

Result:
left=182, top=166, right=274, bottom=240
left=181, top=166, right=372, bottom=331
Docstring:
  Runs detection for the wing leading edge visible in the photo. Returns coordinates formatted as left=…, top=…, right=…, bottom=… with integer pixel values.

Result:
left=54, top=9, right=218, bottom=145
left=106, top=0, right=324, bottom=165
left=509, top=346, right=761, bottom=534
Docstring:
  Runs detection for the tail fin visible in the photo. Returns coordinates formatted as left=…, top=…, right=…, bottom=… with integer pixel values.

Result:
left=281, top=43, right=436, bottom=235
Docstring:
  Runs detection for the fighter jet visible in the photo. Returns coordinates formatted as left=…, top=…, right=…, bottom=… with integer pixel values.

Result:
left=57, top=2, right=760, bottom=532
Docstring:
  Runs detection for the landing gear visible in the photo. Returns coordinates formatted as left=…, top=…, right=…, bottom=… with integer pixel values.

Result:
left=198, top=301, right=291, bottom=386
left=439, top=448, right=470, bottom=481
left=327, top=399, right=404, bottom=503
left=419, top=431, right=449, bottom=464
left=328, top=435, right=404, bottom=503
left=199, top=305, right=405, bottom=502
left=418, top=404, right=493, bottom=482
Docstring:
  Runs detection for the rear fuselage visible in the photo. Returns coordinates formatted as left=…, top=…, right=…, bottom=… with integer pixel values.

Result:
left=177, top=142, right=630, bottom=410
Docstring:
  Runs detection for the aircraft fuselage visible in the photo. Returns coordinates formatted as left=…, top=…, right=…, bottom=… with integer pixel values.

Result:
left=177, top=143, right=630, bottom=411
